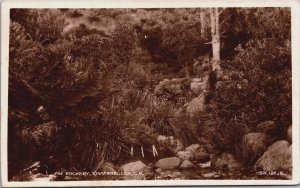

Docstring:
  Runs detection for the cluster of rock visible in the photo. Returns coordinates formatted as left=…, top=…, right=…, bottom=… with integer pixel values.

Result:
left=18, top=121, right=292, bottom=181
left=155, top=144, right=210, bottom=170
left=241, top=120, right=292, bottom=179
left=154, top=77, right=210, bottom=115
left=119, top=121, right=293, bottom=180
left=154, top=78, right=191, bottom=101
left=154, top=77, right=209, bottom=97
left=119, top=142, right=244, bottom=180
left=117, top=143, right=210, bottom=180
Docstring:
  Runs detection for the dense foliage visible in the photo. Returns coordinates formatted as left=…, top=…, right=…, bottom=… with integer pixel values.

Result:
left=199, top=8, right=291, bottom=153
left=8, top=8, right=291, bottom=179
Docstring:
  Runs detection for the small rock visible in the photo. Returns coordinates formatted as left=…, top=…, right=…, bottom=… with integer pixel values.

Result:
left=213, top=174, right=223, bottom=179
left=254, top=140, right=292, bottom=175
left=101, top=162, right=116, bottom=173
left=49, top=174, right=57, bottom=181
left=198, top=161, right=211, bottom=168
left=177, top=151, right=193, bottom=161
left=155, top=168, right=162, bottom=174
left=202, top=172, right=222, bottom=179
left=154, top=157, right=181, bottom=170
left=121, top=160, right=151, bottom=180
left=194, top=151, right=210, bottom=163
left=185, top=144, right=203, bottom=153
left=34, top=173, right=48, bottom=178
left=180, top=160, right=195, bottom=169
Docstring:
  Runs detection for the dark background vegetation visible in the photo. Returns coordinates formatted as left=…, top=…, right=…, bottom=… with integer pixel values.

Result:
left=8, top=8, right=291, bottom=179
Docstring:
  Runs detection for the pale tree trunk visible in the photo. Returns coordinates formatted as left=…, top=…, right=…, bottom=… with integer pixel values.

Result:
left=210, top=8, right=222, bottom=79
left=200, top=11, right=205, bottom=36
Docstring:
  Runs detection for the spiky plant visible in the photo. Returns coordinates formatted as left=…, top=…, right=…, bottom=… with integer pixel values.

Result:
left=69, top=100, right=138, bottom=171
left=11, top=9, right=67, bottom=45
left=142, top=100, right=197, bottom=146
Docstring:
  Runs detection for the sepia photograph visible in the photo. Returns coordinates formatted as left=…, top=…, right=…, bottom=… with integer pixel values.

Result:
left=1, top=0, right=300, bottom=187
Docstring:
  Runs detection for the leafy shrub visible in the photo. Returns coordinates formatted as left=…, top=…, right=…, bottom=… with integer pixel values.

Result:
left=120, top=88, right=153, bottom=111
left=11, top=9, right=67, bottom=45
left=69, top=104, right=130, bottom=170
left=8, top=8, right=292, bottom=178
left=220, top=8, right=290, bottom=58
left=69, top=99, right=157, bottom=170
left=9, top=14, right=105, bottom=176
left=137, top=11, right=210, bottom=76
left=111, top=23, right=135, bottom=65
left=72, top=33, right=112, bottom=69
left=199, top=38, right=291, bottom=154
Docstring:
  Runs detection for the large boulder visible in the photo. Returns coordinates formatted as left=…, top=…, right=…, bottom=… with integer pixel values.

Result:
left=190, top=77, right=208, bottom=95
left=177, top=151, right=193, bottom=161
left=154, top=157, right=181, bottom=170
left=121, top=161, right=151, bottom=180
left=185, top=93, right=206, bottom=115
left=287, top=125, right=292, bottom=143
left=241, top=132, right=272, bottom=164
left=254, top=140, right=292, bottom=176
left=215, top=152, right=243, bottom=171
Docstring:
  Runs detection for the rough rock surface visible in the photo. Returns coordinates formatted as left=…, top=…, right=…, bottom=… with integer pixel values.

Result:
left=254, top=140, right=292, bottom=175
left=241, top=132, right=271, bottom=163
left=185, top=144, right=203, bottom=153
left=194, top=151, right=210, bottom=163
left=154, top=157, right=181, bottom=170
left=101, top=162, right=116, bottom=172
left=177, top=151, right=193, bottom=161
left=121, top=161, right=151, bottom=180
left=198, top=161, right=211, bottom=168
left=185, top=93, right=206, bottom=115
left=190, top=77, right=208, bottom=94
left=179, top=160, right=195, bottom=169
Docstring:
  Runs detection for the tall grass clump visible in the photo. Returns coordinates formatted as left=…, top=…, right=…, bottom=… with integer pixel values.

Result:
left=142, top=100, right=197, bottom=146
